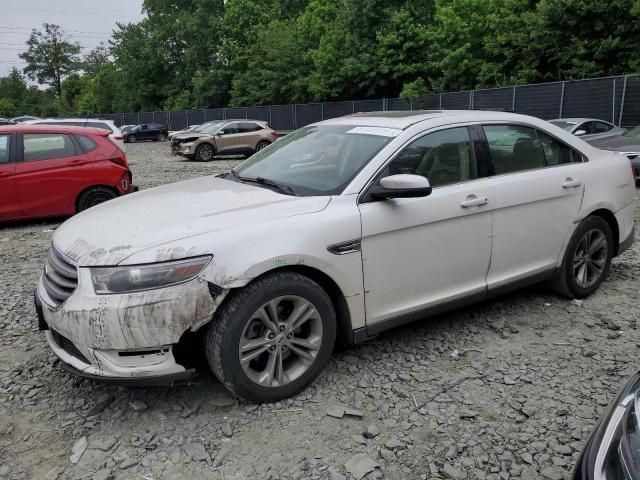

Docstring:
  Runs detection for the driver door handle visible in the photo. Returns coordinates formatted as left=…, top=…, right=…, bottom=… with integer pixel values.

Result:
left=460, top=196, right=489, bottom=208
left=562, top=177, right=582, bottom=189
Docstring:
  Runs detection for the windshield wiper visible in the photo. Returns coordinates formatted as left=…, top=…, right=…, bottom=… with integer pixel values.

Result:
left=228, top=170, right=297, bottom=196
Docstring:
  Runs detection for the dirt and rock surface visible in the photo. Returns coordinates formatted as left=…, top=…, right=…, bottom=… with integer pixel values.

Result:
left=0, top=140, right=639, bottom=480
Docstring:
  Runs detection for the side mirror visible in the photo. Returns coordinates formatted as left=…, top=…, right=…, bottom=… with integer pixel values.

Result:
left=369, top=174, right=432, bottom=200
left=574, top=129, right=587, bottom=136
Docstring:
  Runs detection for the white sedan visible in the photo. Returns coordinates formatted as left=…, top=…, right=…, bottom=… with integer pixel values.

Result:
left=35, top=111, right=636, bottom=402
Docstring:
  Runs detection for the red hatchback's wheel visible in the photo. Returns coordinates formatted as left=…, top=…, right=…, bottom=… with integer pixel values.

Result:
left=77, top=187, right=117, bottom=212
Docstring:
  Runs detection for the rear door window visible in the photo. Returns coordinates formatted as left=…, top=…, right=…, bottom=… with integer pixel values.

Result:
left=23, top=133, right=77, bottom=161
left=0, top=135, right=10, bottom=163
left=240, top=122, right=263, bottom=132
left=483, top=125, right=546, bottom=174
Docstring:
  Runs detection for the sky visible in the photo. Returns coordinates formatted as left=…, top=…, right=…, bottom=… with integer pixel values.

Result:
left=0, top=0, right=146, bottom=76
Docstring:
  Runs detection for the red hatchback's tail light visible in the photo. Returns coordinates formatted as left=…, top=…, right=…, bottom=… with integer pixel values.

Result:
left=108, top=148, right=129, bottom=169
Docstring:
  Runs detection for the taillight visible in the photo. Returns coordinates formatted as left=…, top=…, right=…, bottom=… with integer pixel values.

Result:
left=108, top=148, right=129, bottom=168
left=114, top=136, right=124, bottom=141
left=270, top=130, right=277, bottom=138
left=633, top=166, right=638, bottom=177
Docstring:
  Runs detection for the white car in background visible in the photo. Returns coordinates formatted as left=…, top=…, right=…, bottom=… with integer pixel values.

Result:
left=35, top=110, right=635, bottom=402
left=25, top=118, right=125, bottom=150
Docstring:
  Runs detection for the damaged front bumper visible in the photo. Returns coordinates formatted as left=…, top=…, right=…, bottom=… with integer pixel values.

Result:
left=35, top=268, right=226, bottom=385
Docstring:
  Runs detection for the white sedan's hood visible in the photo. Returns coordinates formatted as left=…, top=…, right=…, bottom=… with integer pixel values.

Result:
left=53, top=176, right=330, bottom=265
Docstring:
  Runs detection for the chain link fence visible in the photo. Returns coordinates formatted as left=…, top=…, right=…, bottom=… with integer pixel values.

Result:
left=100, top=74, right=640, bottom=131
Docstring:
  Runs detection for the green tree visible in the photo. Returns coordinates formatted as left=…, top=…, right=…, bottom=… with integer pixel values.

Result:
left=19, top=23, right=81, bottom=97
left=83, top=43, right=111, bottom=76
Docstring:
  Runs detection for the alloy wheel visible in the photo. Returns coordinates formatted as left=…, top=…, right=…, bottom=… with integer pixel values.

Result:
left=573, top=229, right=608, bottom=288
left=238, top=295, right=323, bottom=388
left=198, top=145, right=213, bottom=161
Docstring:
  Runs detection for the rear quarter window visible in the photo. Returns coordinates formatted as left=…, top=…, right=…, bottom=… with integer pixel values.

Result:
left=75, top=135, right=98, bottom=153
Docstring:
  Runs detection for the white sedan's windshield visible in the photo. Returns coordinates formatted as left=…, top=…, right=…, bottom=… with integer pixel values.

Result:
left=234, top=125, right=397, bottom=195
left=550, top=120, right=578, bottom=131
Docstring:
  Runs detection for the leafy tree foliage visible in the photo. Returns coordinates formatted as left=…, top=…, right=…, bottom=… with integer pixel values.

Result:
left=19, top=23, right=81, bottom=97
left=2, top=1, right=640, bottom=116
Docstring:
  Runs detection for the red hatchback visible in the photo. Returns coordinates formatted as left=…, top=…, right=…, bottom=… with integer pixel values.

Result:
left=0, top=125, right=133, bottom=222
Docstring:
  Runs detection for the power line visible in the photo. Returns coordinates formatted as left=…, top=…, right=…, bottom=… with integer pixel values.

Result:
left=3, top=7, right=142, bottom=20
left=0, top=26, right=113, bottom=35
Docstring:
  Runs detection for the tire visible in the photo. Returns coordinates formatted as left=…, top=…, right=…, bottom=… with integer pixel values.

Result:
left=127, top=134, right=137, bottom=143
left=206, top=271, right=336, bottom=402
left=157, top=134, right=167, bottom=142
left=77, top=187, right=118, bottom=212
left=551, top=215, right=614, bottom=299
left=255, top=141, right=270, bottom=152
left=195, top=143, right=215, bottom=161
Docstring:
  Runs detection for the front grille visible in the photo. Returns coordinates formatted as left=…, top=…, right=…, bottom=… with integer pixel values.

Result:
left=42, top=247, right=78, bottom=307
left=51, top=329, right=90, bottom=364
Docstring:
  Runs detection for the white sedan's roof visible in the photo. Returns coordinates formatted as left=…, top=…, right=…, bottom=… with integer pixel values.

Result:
left=319, top=110, right=543, bottom=129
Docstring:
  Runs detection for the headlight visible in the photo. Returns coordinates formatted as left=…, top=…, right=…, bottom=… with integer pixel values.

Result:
left=576, top=373, right=640, bottom=480
left=90, top=256, right=211, bottom=294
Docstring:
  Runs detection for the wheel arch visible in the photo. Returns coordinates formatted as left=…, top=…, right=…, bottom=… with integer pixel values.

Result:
left=220, top=264, right=354, bottom=347
left=586, top=208, right=620, bottom=256
left=75, top=185, right=119, bottom=212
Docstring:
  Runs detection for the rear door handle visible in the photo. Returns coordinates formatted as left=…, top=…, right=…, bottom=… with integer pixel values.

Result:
left=562, top=178, right=582, bottom=188
left=0, top=172, right=11, bottom=178
left=69, top=159, right=87, bottom=166
left=460, top=195, right=489, bottom=208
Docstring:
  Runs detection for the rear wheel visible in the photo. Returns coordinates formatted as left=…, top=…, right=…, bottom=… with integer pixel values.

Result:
left=126, top=134, right=137, bottom=143
left=206, top=271, right=336, bottom=402
left=195, top=143, right=215, bottom=161
left=551, top=215, right=614, bottom=298
left=77, top=187, right=117, bottom=212
left=255, top=140, right=270, bottom=152
left=157, top=134, right=167, bottom=142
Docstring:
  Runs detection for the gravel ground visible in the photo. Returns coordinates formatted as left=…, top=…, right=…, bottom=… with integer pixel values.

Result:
left=1, top=141, right=639, bottom=480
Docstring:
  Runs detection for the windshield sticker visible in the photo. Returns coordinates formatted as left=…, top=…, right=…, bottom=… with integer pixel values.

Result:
left=346, top=126, right=402, bottom=137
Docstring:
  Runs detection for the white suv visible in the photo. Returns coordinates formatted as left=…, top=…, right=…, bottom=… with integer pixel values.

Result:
left=25, top=118, right=124, bottom=149
left=35, top=111, right=636, bottom=402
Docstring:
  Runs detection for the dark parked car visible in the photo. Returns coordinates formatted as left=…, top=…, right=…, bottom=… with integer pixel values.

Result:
left=573, top=371, right=640, bottom=479
left=124, top=124, right=169, bottom=143
left=590, top=125, right=640, bottom=184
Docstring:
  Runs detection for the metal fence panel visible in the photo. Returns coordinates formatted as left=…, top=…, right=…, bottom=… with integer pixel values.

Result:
left=473, top=87, right=513, bottom=111
left=186, top=109, right=205, bottom=125
left=441, top=91, right=471, bottom=109
left=169, top=111, right=188, bottom=131
left=413, top=94, right=440, bottom=110
left=139, top=112, right=154, bottom=124
left=353, top=99, right=383, bottom=112
left=613, top=76, right=625, bottom=126
left=123, top=113, right=139, bottom=126
left=153, top=111, right=169, bottom=127
left=387, top=98, right=410, bottom=111
left=270, top=105, right=294, bottom=130
left=246, top=106, right=271, bottom=123
left=295, top=104, right=323, bottom=127
left=562, top=78, right=615, bottom=122
left=225, top=107, right=247, bottom=119
left=323, top=101, right=354, bottom=119
left=621, top=75, right=640, bottom=128
left=204, top=108, right=224, bottom=121
left=514, top=82, right=563, bottom=120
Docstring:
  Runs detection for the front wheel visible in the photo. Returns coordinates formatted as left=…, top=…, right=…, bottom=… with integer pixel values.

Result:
left=157, top=134, right=167, bottom=142
left=195, top=143, right=214, bottom=161
left=206, top=271, right=336, bottom=402
left=551, top=215, right=614, bottom=299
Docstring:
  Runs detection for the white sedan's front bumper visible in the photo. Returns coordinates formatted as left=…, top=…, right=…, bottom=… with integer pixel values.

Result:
left=36, top=268, right=223, bottom=383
